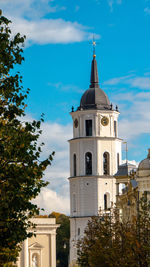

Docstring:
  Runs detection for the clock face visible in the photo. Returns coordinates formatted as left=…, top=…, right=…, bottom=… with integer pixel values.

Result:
left=101, top=116, right=109, bottom=126
left=74, top=118, right=79, bottom=128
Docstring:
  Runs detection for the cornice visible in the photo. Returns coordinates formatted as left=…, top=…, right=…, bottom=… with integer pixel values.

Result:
left=68, top=175, right=116, bottom=180
left=68, top=136, right=122, bottom=142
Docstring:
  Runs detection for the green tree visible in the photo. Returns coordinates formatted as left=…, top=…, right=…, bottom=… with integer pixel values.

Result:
left=77, top=198, right=150, bottom=267
left=136, top=195, right=150, bottom=266
left=0, top=11, right=54, bottom=266
left=49, top=212, right=70, bottom=267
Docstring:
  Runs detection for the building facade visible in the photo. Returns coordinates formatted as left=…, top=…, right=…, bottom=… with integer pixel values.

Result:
left=17, top=218, right=59, bottom=267
left=69, top=53, right=122, bottom=265
left=116, top=149, right=150, bottom=222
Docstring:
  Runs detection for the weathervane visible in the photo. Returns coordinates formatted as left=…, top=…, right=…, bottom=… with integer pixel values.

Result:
left=90, top=35, right=98, bottom=58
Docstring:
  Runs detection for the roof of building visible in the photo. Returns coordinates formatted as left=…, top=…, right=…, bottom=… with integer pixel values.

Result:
left=131, top=179, right=138, bottom=188
left=138, top=149, right=150, bottom=170
left=115, top=162, right=137, bottom=177
left=78, top=56, right=112, bottom=111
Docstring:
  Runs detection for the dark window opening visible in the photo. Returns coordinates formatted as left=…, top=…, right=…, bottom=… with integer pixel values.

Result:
left=86, top=120, right=92, bottom=136
left=104, top=193, right=110, bottom=210
left=103, top=152, right=110, bottom=175
left=144, top=191, right=147, bottom=201
left=78, top=228, right=80, bottom=236
left=73, top=194, right=76, bottom=212
left=104, top=194, right=107, bottom=210
left=73, top=154, right=76, bottom=176
left=114, top=121, right=117, bottom=137
left=85, top=152, right=92, bottom=175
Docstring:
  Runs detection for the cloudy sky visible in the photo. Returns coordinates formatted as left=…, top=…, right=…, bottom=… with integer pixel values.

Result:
left=1, top=0, right=150, bottom=215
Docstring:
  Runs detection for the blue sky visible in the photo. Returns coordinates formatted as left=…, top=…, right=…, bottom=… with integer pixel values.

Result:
left=1, top=0, right=150, bottom=214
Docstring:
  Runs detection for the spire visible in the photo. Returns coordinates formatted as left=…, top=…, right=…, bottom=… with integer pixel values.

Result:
left=90, top=39, right=99, bottom=88
left=90, top=56, right=99, bottom=88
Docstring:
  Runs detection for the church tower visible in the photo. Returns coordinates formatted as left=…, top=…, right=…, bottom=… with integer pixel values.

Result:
left=69, top=50, right=122, bottom=265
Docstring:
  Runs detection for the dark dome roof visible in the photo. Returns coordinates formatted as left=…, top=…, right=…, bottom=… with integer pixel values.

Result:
left=80, top=87, right=110, bottom=110
left=138, top=149, right=150, bottom=170
left=78, top=56, right=111, bottom=111
left=136, top=149, right=150, bottom=177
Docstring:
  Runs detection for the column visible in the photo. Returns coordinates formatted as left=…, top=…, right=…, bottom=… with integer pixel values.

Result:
left=23, top=238, right=29, bottom=267
left=50, top=234, right=56, bottom=267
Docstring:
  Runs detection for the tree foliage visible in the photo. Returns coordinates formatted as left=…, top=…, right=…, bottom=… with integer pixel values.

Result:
left=77, top=197, right=150, bottom=267
left=49, top=212, right=70, bottom=267
left=0, top=10, right=54, bottom=266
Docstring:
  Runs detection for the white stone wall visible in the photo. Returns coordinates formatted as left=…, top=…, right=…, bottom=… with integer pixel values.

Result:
left=69, top=217, right=91, bottom=266
left=69, top=138, right=122, bottom=177
left=69, top=108, right=122, bottom=265
left=136, top=177, right=150, bottom=192
left=71, top=109, right=119, bottom=139
left=70, top=177, right=98, bottom=217
left=97, top=177, right=116, bottom=210
left=70, top=175, right=117, bottom=217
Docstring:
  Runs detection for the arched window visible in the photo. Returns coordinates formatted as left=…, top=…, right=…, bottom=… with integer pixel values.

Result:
left=73, top=154, right=76, bottom=176
left=85, top=152, right=92, bottom=175
left=103, top=152, right=110, bottom=175
left=104, top=194, right=107, bottom=210
left=104, top=193, right=110, bottom=210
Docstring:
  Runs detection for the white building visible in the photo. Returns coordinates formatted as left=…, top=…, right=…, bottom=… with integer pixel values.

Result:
left=136, top=149, right=150, bottom=194
left=69, top=52, right=122, bottom=265
left=17, top=218, right=59, bottom=267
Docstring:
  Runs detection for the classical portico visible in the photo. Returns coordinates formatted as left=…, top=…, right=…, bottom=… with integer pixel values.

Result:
left=17, top=218, right=59, bottom=267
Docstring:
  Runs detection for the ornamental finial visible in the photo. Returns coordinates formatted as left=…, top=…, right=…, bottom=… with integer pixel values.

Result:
left=92, top=35, right=96, bottom=58
left=90, top=35, right=97, bottom=58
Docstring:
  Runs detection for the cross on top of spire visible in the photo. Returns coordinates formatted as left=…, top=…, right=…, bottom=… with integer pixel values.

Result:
left=90, top=35, right=98, bottom=58
left=90, top=36, right=99, bottom=88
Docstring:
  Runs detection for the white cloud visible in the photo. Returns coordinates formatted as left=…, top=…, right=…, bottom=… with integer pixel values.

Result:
left=47, top=81, right=84, bottom=94
left=0, top=0, right=60, bottom=19
left=119, top=118, right=150, bottom=140
left=114, top=90, right=150, bottom=141
left=103, top=74, right=133, bottom=85
left=33, top=187, right=70, bottom=215
left=104, top=75, right=150, bottom=90
left=144, top=7, right=150, bottom=14
left=107, top=0, right=122, bottom=12
left=10, top=17, right=94, bottom=45
left=1, top=0, right=100, bottom=45
left=103, top=73, right=150, bottom=146
left=21, top=115, right=71, bottom=215
left=108, top=0, right=114, bottom=12
left=122, top=160, right=139, bottom=168
left=40, top=121, right=72, bottom=155
left=33, top=120, right=72, bottom=215
left=129, top=77, right=150, bottom=89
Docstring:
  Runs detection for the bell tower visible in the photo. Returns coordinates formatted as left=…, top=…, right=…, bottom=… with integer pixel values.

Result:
left=69, top=50, right=122, bottom=266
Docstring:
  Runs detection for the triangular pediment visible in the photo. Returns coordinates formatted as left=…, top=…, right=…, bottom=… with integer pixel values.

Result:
left=29, top=242, right=44, bottom=249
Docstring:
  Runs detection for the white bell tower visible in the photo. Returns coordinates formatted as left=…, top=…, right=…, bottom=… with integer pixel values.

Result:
left=69, top=51, right=122, bottom=266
